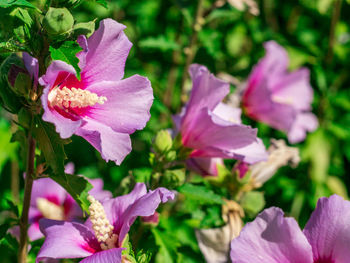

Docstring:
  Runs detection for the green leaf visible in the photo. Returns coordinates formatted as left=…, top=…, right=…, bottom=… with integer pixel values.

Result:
left=33, top=116, right=65, bottom=175
left=0, top=0, right=37, bottom=9
left=152, top=228, right=178, bottom=263
left=178, top=184, right=224, bottom=205
left=139, top=36, right=180, bottom=52
left=95, top=0, right=107, bottom=8
left=50, top=172, right=92, bottom=213
left=49, top=41, right=82, bottom=79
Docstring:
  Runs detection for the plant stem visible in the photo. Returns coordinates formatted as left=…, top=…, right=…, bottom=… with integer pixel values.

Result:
left=18, top=129, right=36, bottom=263
left=326, top=0, right=342, bottom=65
left=180, top=0, right=205, bottom=103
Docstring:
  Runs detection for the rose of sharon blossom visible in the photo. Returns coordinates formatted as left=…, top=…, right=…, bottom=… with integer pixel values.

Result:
left=39, top=19, right=153, bottom=164
left=174, top=64, right=267, bottom=165
left=242, top=41, right=318, bottom=143
left=28, top=165, right=111, bottom=241
left=36, top=183, right=175, bottom=263
left=230, top=195, right=350, bottom=263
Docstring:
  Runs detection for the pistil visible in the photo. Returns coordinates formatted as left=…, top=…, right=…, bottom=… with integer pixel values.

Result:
left=36, top=198, right=65, bottom=220
left=87, top=195, right=118, bottom=250
left=48, top=86, right=107, bottom=110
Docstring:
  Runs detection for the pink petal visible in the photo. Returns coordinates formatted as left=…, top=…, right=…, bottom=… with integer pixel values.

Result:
left=186, top=157, right=223, bottom=177
left=184, top=109, right=267, bottom=164
left=212, top=103, right=242, bottom=124
left=303, top=195, right=350, bottom=263
left=181, top=64, right=229, bottom=133
left=31, top=178, right=67, bottom=207
left=78, top=18, right=132, bottom=85
left=39, top=61, right=82, bottom=138
left=116, top=186, right=175, bottom=245
left=271, top=68, right=313, bottom=111
left=23, top=52, right=38, bottom=86
left=230, top=207, right=313, bottom=263
left=75, top=119, right=132, bottom=165
left=288, top=113, right=318, bottom=144
left=85, top=75, right=153, bottom=134
left=36, top=219, right=99, bottom=262
left=80, top=248, right=123, bottom=263
left=88, top=178, right=112, bottom=201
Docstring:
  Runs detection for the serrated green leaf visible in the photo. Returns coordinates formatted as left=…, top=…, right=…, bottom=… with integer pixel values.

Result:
left=50, top=172, right=92, bottom=213
left=0, top=0, right=36, bottom=9
left=49, top=41, right=82, bottom=79
left=33, top=116, right=65, bottom=175
left=178, top=184, right=224, bottom=205
left=139, top=36, right=180, bottom=52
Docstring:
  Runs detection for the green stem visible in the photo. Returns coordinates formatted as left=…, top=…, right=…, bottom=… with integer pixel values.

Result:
left=326, top=0, right=342, bottom=65
left=180, top=0, right=205, bottom=103
left=18, top=128, right=36, bottom=263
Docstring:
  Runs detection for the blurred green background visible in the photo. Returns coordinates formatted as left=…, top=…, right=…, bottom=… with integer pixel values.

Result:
left=1, top=0, right=350, bottom=262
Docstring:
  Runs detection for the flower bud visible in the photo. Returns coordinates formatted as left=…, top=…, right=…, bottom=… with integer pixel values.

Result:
left=163, top=169, right=185, bottom=188
left=154, top=130, right=173, bottom=153
left=240, top=191, right=265, bottom=218
left=43, top=8, right=74, bottom=37
left=73, top=21, right=95, bottom=38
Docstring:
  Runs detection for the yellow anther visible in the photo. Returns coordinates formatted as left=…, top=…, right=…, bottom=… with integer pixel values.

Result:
left=88, top=195, right=118, bottom=250
left=48, top=86, right=107, bottom=109
left=36, top=198, right=65, bottom=220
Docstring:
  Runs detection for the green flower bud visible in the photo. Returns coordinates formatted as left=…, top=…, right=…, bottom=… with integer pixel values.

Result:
left=154, top=130, right=173, bottom=153
left=240, top=191, right=265, bottom=218
left=165, top=150, right=177, bottom=162
left=43, top=8, right=74, bottom=36
left=73, top=21, right=95, bottom=38
left=162, top=169, right=185, bottom=188
left=14, top=72, right=31, bottom=97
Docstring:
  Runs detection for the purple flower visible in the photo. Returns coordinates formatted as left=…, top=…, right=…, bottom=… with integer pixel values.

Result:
left=174, top=64, right=267, bottom=164
left=36, top=183, right=175, bottom=263
left=242, top=41, right=318, bottom=143
left=28, top=164, right=112, bottom=241
left=230, top=195, right=350, bottom=263
left=39, top=19, right=153, bottom=164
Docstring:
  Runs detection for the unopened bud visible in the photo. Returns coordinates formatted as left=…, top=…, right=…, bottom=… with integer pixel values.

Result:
left=43, top=8, right=74, bottom=36
left=154, top=130, right=173, bottom=153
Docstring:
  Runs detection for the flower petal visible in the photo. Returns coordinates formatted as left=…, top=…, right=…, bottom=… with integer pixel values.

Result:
left=85, top=75, right=153, bottom=134
left=184, top=109, right=267, bottom=163
left=78, top=18, right=132, bottom=84
left=182, top=64, right=229, bottom=132
left=89, top=178, right=112, bottom=201
left=39, top=61, right=82, bottom=138
left=212, top=103, right=242, bottom=124
left=230, top=207, right=313, bottom=263
left=31, top=178, right=67, bottom=207
left=186, top=157, right=223, bottom=177
left=80, top=248, right=123, bottom=263
left=117, top=186, right=175, bottom=245
left=303, top=195, right=350, bottom=263
left=75, top=119, right=131, bottom=165
left=36, top=219, right=99, bottom=262
left=288, top=113, right=318, bottom=144
left=23, top=52, right=38, bottom=86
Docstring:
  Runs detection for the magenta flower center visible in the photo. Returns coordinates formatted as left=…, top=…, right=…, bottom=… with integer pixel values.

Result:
left=314, top=257, right=335, bottom=263
left=48, top=86, right=107, bottom=111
